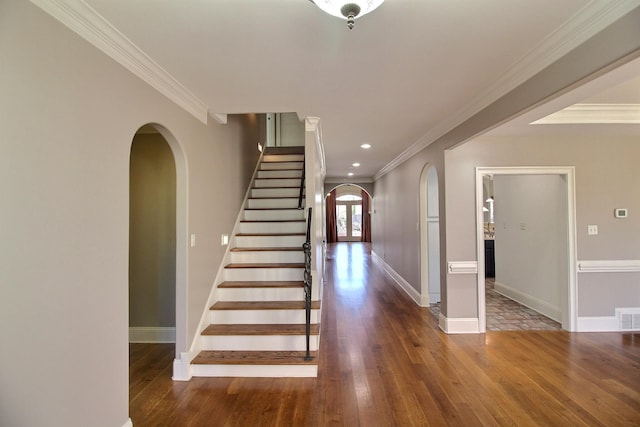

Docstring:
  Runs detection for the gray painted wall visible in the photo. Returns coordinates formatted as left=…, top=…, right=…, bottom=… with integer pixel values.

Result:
left=446, top=134, right=640, bottom=317
left=372, top=8, right=640, bottom=321
left=0, top=2, right=260, bottom=426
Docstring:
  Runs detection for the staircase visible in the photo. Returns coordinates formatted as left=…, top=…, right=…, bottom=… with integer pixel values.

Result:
left=190, top=147, right=320, bottom=377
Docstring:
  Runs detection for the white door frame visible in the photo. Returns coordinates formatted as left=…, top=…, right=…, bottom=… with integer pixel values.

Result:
left=475, top=166, right=577, bottom=332
left=336, top=200, right=362, bottom=242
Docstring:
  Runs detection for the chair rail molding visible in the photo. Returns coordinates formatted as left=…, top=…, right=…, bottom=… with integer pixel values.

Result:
left=577, top=259, right=640, bottom=273
left=447, top=261, right=478, bottom=275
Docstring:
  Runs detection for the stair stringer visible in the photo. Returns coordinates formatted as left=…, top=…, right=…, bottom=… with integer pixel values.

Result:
left=173, top=149, right=267, bottom=381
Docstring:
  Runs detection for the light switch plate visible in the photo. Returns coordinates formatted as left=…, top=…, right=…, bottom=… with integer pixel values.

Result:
left=614, top=208, right=628, bottom=218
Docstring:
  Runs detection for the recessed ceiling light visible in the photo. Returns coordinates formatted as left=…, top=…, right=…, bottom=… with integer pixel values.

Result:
left=360, top=143, right=371, bottom=149
left=348, top=172, right=354, bottom=176
left=352, top=162, right=360, bottom=167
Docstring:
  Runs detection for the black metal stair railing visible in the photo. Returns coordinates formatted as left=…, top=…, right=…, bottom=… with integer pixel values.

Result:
left=297, top=158, right=305, bottom=210
left=303, top=207, right=313, bottom=361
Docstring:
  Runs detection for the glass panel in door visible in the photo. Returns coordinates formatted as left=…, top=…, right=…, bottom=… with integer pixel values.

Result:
left=336, top=205, right=347, bottom=238
left=351, top=205, right=362, bottom=238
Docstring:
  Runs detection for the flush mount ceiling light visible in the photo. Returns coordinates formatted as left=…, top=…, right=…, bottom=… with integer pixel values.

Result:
left=310, top=0, right=384, bottom=29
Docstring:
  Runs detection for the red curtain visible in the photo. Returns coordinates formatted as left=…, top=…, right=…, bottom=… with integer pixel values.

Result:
left=361, top=189, right=371, bottom=243
left=326, top=190, right=338, bottom=243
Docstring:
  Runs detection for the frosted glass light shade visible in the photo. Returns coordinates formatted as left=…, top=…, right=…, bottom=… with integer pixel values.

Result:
left=314, top=0, right=384, bottom=20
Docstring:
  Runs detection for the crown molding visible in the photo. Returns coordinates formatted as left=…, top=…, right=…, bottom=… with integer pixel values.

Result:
left=211, top=113, right=228, bottom=125
left=30, top=0, right=209, bottom=125
left=324, top=177, right=373, bottom=184
left=374, top=0, right=640, bottom=181
left=532, top=103, right=640, bottom=124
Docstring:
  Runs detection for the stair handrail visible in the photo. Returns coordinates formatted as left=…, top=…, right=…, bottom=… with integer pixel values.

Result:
left=297, top=157, right=305, bottom=210
left=303, top=207, right=313, bottom=361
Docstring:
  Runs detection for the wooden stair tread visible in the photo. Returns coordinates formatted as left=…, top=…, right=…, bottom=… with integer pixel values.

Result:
left=244, top=208, right=303, bottom=211
left=252, top=186, right=301, bottom=189
left=202, top=324, right=319, bottom=336
left=230, top=247, right=303, bottom=252
left=255, top=177, right=302, bottom=180
left=211, top=301, right=320, bottom=310
left=225, top=263, right=304, bottom=269
left=218, top=281, right=304, bottom=288
left=192, top=350, right=317, bottom=365
left=240, top=219, right=305, bottom=223
left=248, top=196, right=302, bottom=200
left=263, top=147, right=305, bottom=155
left=236, top=232, right=304, bottom=236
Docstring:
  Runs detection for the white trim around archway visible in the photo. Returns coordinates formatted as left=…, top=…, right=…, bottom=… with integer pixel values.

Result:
left=147, top=124, right=190, bottom=378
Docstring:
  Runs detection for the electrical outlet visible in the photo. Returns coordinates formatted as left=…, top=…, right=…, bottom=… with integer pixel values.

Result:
left=587, top=225, right=598, bottom=235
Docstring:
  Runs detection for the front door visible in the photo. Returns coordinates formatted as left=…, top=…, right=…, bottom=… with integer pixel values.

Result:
left=336, top=196, right=362, bottom=242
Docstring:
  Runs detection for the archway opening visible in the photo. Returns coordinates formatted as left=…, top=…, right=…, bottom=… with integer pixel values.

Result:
left=129, top=125, right=177, bottom=344
left=419, top=165, right=441, bottom=308
left=325, top=184, right=372, bottom=244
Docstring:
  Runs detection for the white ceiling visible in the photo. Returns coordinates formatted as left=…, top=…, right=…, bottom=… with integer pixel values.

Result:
left=80, top=0, right=639, bottom=179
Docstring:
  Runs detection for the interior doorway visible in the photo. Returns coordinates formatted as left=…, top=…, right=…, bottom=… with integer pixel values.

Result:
left=129, top=126, right=177, bottom=343
left=128, top=123, right=189, bottom=384
left=419, top=164, right=441, bottom=307
left=475, top=167, right=577, bottom=333
left=326, top=184, right=371, bottom=244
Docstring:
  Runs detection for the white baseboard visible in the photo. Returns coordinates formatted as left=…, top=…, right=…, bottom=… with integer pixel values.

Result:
left=493, top=281, right=561, bottom=322
left=172, top=351, right=194, bottom=381
left=371, top=251, right=422, bottom=306
left=122, top=418, right=133, bottom=427
left=577, top=316, right=618, bottom=332
left=439, top=313, right=479, bottom=334
left=129, top=327, right=176, bottom=343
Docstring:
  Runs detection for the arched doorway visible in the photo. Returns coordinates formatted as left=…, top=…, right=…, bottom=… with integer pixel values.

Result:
left=129, top=125, right=176, bottom=343
left=325, top=184, right=372, bottom=244
left=419, top=164, right=440, bottom=307
left=128, top=123, right=188, bottom=371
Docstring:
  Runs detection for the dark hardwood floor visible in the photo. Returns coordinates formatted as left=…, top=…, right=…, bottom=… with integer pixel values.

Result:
left=130, top=243, right=640, bottom=426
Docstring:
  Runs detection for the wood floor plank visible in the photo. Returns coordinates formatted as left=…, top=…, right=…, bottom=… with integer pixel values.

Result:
left=130, top=243, right=640, bottom=427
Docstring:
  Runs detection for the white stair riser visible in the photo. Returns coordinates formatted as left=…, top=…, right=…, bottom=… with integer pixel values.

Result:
left=239, top=221, right=306, bottom=234
left=254, top=178, right=301, bottom=188
left=224, top=268, right=304, bottom=282
left=230, top=251, right=304, bottom=264
left=260, top=162, right=303, bottom=170
left=247, top=198, right=300, bottom=209
left=201, top=335, right=319, bottom=351
left=235, top=234, right=304, bottom=247
left=218, top=287, right=303, bottom=302
left=243, top=209, right=304, bottom=221
left=262, top=154, right=304, bottom=162
left=251, top=187, right=301, bottom=198
left=191, top=364, right=317, bottom=378
left=210, top=309, right=320, bottom=325
left=257, top=170, right=302, bottom=179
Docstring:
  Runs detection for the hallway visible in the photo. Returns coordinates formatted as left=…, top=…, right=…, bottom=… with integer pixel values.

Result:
left=130, top=243, right=640, bottom=426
